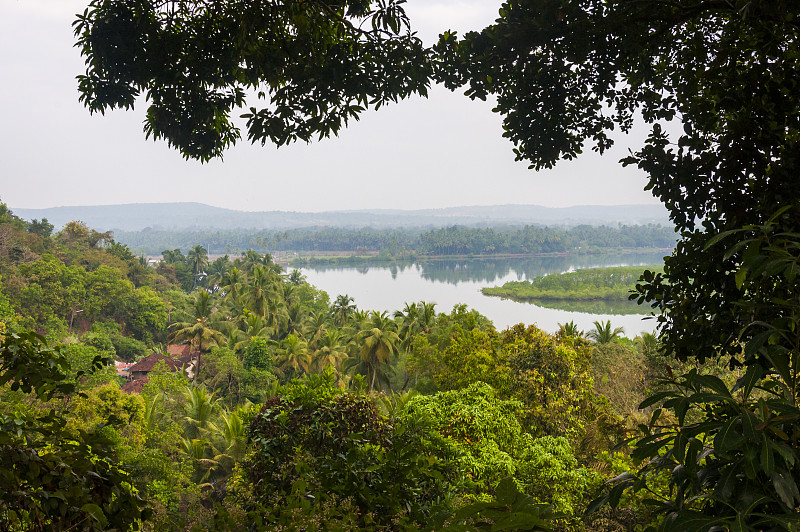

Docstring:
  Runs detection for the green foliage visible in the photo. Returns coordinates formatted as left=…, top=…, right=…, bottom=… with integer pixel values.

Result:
left=407, top=382, right=600, bottom=522
left=595, top=367, right=800, bottom=531
left=596, top=217, right=800, bottom=529
left=433, top=477, right=556, bottom=532
left=112, top=332, right=149, bottom=361
left=27, top=218, right=54, bottom=238
left=591, top=342, right=648, bottom=416
left=80, top=330, right=115, bottom=358
left=75, top=0, right=431, bottom=161
left=239, top=373, right=462, bottom=529
left=516, top=436, right=600, bottom=517
left=0, top=331, right=149, bottom=530
left=414, top=324, right=597, bottom=440
left=0, top=282, right=16, bottom=334
left=61, top=343, right=117, bottom=388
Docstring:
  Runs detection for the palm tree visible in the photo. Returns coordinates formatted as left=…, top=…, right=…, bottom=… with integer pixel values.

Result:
left=417, top=301, right=437, bottom=334
left=230, top=310, right=274, bottom=352
left=281, top=283, right=299, bottom=307
left=636, top=332, right=661, bottom=359
left=332, top=294, right=356, bottom=326
left=238, top=249, right=263, bottom=272
left=246, top=266, right=288, bottom=333
left=187, top=245, right=209, bottom=290
left=287, top=269, right=306, bottom=286
left=394, top=302, right=420, bottom=353
left=284, top=303, right=305, bottom=337
left=200, top=407, right=249, bottom=482
left=161, top=248, right=185, bottom=265
left=182, top=385, right=219, bottom=439
left=302, top=309, right=329, bottom=352
left=312, top=329, right=349, bottom=373
left=558, top=321, right=583, bottom=338
left=221, top=267, right=245, bottom=308
left=348, top=311, right=400, bottom=392
left=275, top=334, right=311, bottom=378
left=142, top=393, right=167, bottom=432
left=205, top=255, right=230, bottom=292
left=169, top=291, right=227, bottom=378
left=587, top=320, right=625, bottom=344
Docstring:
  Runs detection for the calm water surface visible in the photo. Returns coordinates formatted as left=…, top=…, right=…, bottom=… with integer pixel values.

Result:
left=299, top=252, right=667, bottom=336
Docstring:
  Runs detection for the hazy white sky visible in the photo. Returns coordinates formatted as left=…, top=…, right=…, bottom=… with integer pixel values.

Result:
left=1, top=0, right=659, bottom=212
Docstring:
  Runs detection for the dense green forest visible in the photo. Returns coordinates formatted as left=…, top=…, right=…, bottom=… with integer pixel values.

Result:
left=482, top=266, right=664, bottom=303
left=115, top=224, right=676, bottom=258
left=0, top=202, right=696, bottom=530
left=5, top=0, right=800, bottom=530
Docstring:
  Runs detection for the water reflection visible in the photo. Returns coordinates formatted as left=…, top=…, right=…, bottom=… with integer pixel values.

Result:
left=522, top=298, right=653, bottom=316
left=304, top=252, right=668, bottom=285
left=299, top=252, right=669, bottom=334
left=415, top=252, right=666, bottom=285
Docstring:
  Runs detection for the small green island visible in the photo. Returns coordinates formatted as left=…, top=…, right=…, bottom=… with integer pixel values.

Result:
left=482, top=265, right=663, bottom=303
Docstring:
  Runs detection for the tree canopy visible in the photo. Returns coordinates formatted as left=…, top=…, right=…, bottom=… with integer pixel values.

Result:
left=72, top=2, right=800, bottom=528
left=74, top=0, right=431, bottom=161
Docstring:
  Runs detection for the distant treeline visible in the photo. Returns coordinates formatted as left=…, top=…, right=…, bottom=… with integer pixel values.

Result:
left=115, top=224, right=676, bottom=256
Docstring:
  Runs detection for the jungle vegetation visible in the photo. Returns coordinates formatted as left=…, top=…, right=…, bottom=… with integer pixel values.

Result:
left=5, top=0, right=800, bottom=530
left=0, top=203, right=683, bottom=531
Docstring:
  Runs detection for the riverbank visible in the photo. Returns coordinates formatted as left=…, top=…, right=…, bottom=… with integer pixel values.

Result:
left=287, top=247, right=672, bottom=268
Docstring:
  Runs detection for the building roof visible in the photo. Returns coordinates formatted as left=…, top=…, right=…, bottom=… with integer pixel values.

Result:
left=128, top=353, right=185, bottom=374
left=167, top=344, right=198, bottom=364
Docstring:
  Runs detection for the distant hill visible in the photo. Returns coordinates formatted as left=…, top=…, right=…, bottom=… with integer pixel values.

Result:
left=11, top=202, right=671, bottom=232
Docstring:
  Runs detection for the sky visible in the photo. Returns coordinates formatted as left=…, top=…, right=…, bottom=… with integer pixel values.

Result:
left=1, top=0, right=660, bottom=213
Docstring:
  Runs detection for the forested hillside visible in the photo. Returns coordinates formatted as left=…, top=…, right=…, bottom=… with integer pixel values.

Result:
left=0, top=201, right=693, bottom=530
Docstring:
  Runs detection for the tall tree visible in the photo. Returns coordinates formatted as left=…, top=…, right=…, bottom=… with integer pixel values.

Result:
left=348, top=311, right=400, bottom=392
left=186, top=245, right=208, bottom=290
left=168, top=291, right=227, bottom=378
left=275, top=334, right=311, bottom=378
left=586, top=320, right=624, bottom=345
left=332, top=294, right=356, bottom=327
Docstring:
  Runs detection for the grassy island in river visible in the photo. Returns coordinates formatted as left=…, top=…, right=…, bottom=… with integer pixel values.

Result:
left=482, top=265, right=663, bottom=303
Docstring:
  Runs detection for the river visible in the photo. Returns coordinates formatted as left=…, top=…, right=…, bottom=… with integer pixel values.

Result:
left=298, top=252, right=668, bottom=337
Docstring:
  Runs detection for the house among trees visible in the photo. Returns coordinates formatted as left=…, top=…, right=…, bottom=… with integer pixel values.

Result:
left=120, top=346, right=198, bottom=393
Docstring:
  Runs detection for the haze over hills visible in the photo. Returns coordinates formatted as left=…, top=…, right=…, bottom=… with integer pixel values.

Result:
left=12, top=202, right=671, bottom=232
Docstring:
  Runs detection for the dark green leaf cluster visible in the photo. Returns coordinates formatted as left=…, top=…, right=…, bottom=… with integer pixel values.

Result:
left=74, top=0, right=431, bottom=160
left=241, top=373, right=463, bottom=528
left=0, top=331, right=149, bottom=530
left=593, top=365, right=799, bottom=531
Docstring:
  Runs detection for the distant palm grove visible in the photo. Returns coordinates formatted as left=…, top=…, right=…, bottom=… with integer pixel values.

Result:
left=116, top=223, right=676, bottom=257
